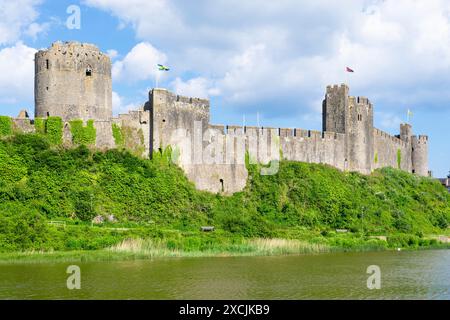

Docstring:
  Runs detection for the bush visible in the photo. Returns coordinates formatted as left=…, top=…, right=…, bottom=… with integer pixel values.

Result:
left=0, top=133, right=449, bottom=252
left=0, top=116, right=12, bottom=136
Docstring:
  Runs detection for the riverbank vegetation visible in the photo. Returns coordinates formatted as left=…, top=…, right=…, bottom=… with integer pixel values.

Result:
left=0, top=133, right=449, bottom=261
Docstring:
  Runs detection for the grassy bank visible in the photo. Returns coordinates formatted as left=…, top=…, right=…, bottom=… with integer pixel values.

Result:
left=0, top=133, right=449, bottom=259
left=1, top=234, right=449, bottom=264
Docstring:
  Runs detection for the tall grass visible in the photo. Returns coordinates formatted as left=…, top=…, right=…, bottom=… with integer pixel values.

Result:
left=108, top=238, right=331, bottom=257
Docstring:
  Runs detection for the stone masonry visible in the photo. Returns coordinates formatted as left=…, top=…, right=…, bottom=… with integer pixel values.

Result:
left=7, top=42, right=430, bottom=194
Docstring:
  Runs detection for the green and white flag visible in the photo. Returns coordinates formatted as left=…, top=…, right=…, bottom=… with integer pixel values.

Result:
left=158, top=64, right=170, bottom=71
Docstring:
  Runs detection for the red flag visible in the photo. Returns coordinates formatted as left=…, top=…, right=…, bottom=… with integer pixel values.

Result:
left=346, top=67, right=354, bottom=73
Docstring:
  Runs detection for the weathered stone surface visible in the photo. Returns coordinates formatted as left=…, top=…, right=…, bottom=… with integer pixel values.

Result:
left=35, top=41, right=112, bottom=122
left=7, top=42, right=431, bottom=195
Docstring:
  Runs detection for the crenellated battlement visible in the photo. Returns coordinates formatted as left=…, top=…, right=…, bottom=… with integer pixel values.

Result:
left=5, top=41, right=431, bottom=194
left=326, top=83, right=349, bottom=94
left=418, top=135, right=429, bottom=142
left=151, top=88, right=209, bottom=110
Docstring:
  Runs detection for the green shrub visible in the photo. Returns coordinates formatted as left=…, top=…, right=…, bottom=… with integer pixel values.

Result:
left=0, top=133, right=449, bottom=253
left=0, top=116, right=12, bottom=136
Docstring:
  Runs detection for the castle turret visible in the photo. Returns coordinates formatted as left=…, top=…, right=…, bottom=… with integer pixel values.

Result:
left=346, top=96, right=374, bottom=174
left=412, top=135, right=429, bottom=176
left=35, top=41, right=112, bottom=121
left=148, top=88, right=210, bottom=156
left=322, top=84, right=374, bottom=174
left=323, top=84, right=349, bottom=134
left=400, top=123, right=412, bottom=143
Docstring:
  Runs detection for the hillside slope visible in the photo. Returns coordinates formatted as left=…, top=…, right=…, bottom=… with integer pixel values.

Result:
left=0, top=133, right=449, bottom=253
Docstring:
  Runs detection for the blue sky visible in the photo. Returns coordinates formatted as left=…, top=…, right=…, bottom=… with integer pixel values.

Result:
left=0, top=0, right=449, bottom=177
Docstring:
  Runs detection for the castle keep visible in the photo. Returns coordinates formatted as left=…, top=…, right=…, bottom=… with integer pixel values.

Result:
left=9, top=42, right=429, bottom=194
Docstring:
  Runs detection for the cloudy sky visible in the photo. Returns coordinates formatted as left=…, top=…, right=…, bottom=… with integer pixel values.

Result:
left=0, top=0, right=449, bottom=176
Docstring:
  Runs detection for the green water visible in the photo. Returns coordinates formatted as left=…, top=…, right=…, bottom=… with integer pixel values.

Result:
left=0, top=250, right=449, bottom=299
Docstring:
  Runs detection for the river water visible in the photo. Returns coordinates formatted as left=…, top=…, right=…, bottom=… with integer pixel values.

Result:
left=0, top=250, right=449, bottom=299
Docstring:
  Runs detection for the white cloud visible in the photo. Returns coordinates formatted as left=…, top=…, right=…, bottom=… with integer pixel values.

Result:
left=0, top=0, right=44, bottom=45
left=112, top=42, right=167, bottom=83
left=86, top=0, right=450, bottom=117
left=0, top=43, right=36, bottom=107
left=112, top=91, right=140, bottom=115
left=83, top=0, right=183, bottom=39
left=376, top=112, right=404, bottom=131
left=24, top=22, right=50, bottom=41
left=106, top=49, right=119, bottom=60
left=171, top=77, right=219, bottom=99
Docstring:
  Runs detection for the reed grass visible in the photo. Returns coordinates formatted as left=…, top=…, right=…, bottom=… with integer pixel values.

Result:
left=108, top=237, right=331, bottom=257
left=2, top=237, right=447, bottom=264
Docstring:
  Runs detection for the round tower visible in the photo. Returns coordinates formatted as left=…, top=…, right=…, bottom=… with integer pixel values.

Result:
left=412, top=135, right=429, bottom=176
left=35, top=41, right=112, bottom=121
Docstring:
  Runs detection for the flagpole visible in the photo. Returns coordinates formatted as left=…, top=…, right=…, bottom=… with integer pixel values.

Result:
left=156, top=71, right=160, bottom=89
left=345, top=67, right=349, bottom=87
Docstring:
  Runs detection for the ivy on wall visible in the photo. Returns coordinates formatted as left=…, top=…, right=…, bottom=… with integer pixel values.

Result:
left=70, top=120, right=97, bottom=145
left=0, top=116, right=12, bottom=136
left=31, top=117, right=63, bottom=145
left=34, top=118, right=46, bottom=134
left=374, top=152, right=378, bottom=164
left=112, top=123, right=124, bottom=146
left=46, top=117, right=63, bottom=145
left=397, top=149, right=402, bottom=169
left=112, top=125, right=145, bottom=157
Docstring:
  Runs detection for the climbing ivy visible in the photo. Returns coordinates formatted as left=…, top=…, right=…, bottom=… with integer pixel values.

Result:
left=397, top=149, right=402, bottom=169
left=70, top=120, right=97, bottom=145
left=112, top=123, right=124, bottom=146
left=46, top=117, right=63, bottom=145
left=0, top=116, right=12, bottom=136
left=374, top=152, right=378, bottom=164
left=34, top=118, right=46, bottom=134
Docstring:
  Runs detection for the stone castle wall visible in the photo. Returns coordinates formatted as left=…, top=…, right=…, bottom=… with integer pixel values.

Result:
left=9, top=83, right=430, bottom=194
left=3, top=42, right=430, bottom=195
left=372, top=128, right=412, bottom=172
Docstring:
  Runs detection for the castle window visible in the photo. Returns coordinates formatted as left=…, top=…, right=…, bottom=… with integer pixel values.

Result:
left=46, top=59, right=49, bottom=69
left=220, top=179, right=224, bottom=192
left=358, top=114, right=362, bottom=121
left=86, top=67, right=92, bottom=76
